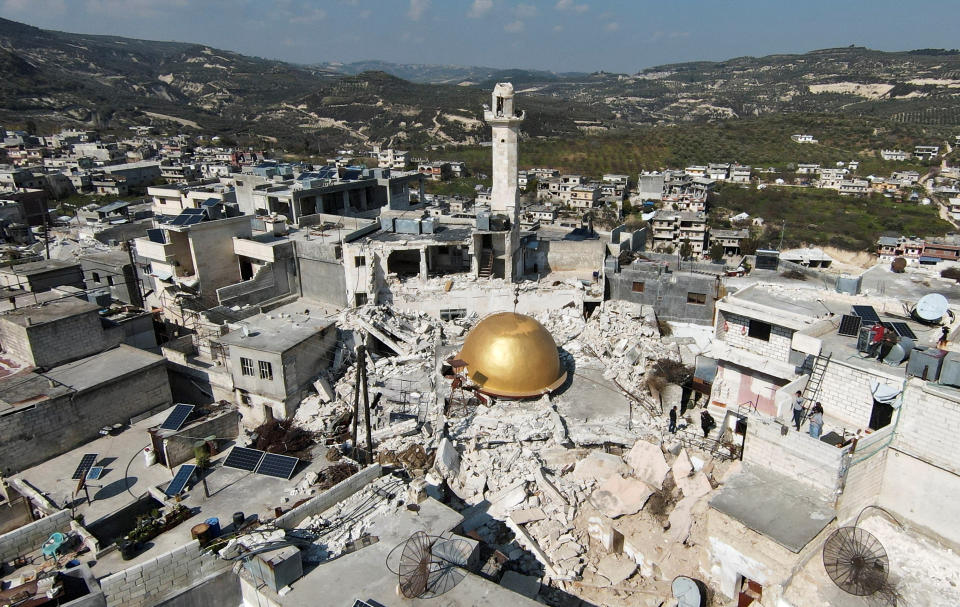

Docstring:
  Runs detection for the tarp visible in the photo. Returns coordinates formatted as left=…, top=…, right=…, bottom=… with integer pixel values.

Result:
left=870, top=381, right=902, bottom=407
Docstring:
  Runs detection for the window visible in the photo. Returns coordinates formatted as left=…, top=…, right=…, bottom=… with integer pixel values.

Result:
left=354, top=255, right=366, bottom=267
left=440, top=308, right=467, bottom=321
left=355, top=292, right=368, bottom=306
left=240, top=357, right=254, bottom=376
left=748, top=320, right=771, bottom=341
left=107, top=276, right=114, bottom=286
left=92, top=272, right=100, bottom=283
left=258, top=360, right=273, bottom=381
left=632, top=281, right=645, bottom=293
left=687, top=292, right=706, bottom=305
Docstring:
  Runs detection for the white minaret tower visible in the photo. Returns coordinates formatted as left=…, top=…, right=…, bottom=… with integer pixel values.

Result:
left=483, top=82, right=524, bottom=217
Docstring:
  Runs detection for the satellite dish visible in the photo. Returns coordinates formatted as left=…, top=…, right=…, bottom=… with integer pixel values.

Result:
left=672, top=576, right=705, bottom=607
left=393, top=531, right=470, bottom=599
left=913, top=293, right=949, bottom=324
left=822, top=527, right=889, bottom=596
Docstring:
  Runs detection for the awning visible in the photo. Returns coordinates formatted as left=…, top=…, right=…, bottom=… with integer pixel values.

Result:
left=870, top=381, right=902, bottom=408
left=151, top=269, right=172, bottom=281
left=918, top=256, right=940, bottom=263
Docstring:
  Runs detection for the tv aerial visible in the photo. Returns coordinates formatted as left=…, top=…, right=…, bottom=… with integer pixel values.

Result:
left=387, top=531, right=472, bottom=598
left=822, top=526, right=889, bottom=596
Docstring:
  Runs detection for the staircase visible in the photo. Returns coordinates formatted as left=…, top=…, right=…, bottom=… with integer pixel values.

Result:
left=478, top=249, right=494, bottom=279
left=802, top=353, right=831, bottom=404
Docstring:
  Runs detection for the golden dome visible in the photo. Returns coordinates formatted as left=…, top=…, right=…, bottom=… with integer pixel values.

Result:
left=457, top=312, right=567, bottom=399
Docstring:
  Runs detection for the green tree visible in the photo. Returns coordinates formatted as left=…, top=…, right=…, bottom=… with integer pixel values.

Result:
left=679, top=238, right=693, bottom=260
left=709, top=243, right=725, bottom=261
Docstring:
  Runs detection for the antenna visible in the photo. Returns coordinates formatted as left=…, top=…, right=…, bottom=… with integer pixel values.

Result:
left=822, top=526, right=889, bottom=596
left=391, top=531, right=471, bottom=599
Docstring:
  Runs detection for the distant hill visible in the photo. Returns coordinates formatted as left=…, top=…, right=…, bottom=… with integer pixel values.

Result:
left=1, top=17, right=959, bottom=153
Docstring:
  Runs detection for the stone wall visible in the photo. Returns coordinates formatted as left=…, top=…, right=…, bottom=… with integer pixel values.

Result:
left=99, top=539, right=230, bottom=607
left=0, top=361, right=172, bottom=473
left=607, top=266, right=717, bottom=324
left=216, top=261, right=292, bottom=309
left=0, top=509, right=71, bottom=563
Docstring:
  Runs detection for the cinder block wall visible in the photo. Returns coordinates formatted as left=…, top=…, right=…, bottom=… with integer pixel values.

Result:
left=162, top=410, right=240, bottom=469
left=26, top=311, right=109, bottom=368
left=99, top=539, right=230, bottom=607
left=0, top=363, right=172, bottom=473
left=893, top=380, right=960, bottom=475
left=273, top=464, right=380, bottom=529
left=816, top=359, right=901, bottom=429
left=717, top=311, right=793, bottom=362
left=0, top=509, right=72, bottom=563
left=742, top=416, right=847, bottom=493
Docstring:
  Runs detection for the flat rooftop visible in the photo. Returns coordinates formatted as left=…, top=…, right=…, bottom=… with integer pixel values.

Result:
left=709, top=464, right=835, bottom=553
left=366, top=225, right=473, bottom=244
left=0, top=297, right=99, bottom=327
left=45, top=345, right=165, bottom=393
left=217, top=310, right=335, bottom=352
left=16, top=405, right=334, bottom=579
left=0, top=259, right=79, bottom=276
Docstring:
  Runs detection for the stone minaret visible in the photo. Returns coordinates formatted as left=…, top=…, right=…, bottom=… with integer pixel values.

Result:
left=483, top=82, right=525, bottom=218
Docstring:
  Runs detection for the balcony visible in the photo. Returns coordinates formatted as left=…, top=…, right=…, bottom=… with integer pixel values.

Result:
left=134, top=237, right=176, bottom=264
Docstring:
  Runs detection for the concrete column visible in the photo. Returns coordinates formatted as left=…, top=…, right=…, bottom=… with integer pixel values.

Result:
left=342, top=190, right=350, bottom=214
left=419, top=246, right=428, bottom=280
left=359, top=187, right=368, bottom=211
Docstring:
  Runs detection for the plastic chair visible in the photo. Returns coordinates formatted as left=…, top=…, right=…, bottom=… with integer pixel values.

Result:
left=41, top=532, right=66, bottom=561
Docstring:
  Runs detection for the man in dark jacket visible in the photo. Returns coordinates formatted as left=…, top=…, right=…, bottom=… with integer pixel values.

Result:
left=700, top=410, right=715, bottom=438
left=668, top=406, right=677, bottom=433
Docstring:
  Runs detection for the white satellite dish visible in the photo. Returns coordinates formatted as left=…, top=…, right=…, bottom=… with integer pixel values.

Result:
left=913, top=293, right=949, bottom=324
left=672, top=576, right=704, bottom=607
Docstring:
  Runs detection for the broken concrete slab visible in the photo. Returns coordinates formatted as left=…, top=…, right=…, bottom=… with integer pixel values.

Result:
left=535, top=468, right=568, bottom=507
left=675, top=471, right=712, bottom=501
left=500, top=571, right=541, bottom=599
left=596, top=554, right=637, bottom=585
left=667, top=495, right=697, bottom=544
left=510, top=508, right=547, bottom=525
left=506, top=516, right=559, bottom=578
left=434, top=437, right=461, bottom=479
left=313, top=376, right=335, bottom=402
left=572, top=451, right=628, bottom=483
left=589, top=475, right=654, bottom=519
left=486, top=481, right=529, bottom=519
left=625, top=439, right=670, bottom=489
left=672, top=448, right=693, bottom=480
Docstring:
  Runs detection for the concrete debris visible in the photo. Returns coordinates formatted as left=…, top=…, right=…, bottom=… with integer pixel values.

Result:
left=434, top=437, right=461, bottom=479
left=625, top=439, right=670, bottom=489
left=595, top=554, right=637, bottom=585
left=572, top=451, right=629, bottom=483
left=589, top=475, right=654, bottom=519
left=510, top=508, right=547, bottom=525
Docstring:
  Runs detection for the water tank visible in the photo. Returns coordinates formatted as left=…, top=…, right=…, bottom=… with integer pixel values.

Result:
left=939, top=352, right=960, bottom=388
left=835, top=273, right=861, bottom=295
left=906, top=346, right=947, bottom=381
left=881, top=336, right=914, bottom=366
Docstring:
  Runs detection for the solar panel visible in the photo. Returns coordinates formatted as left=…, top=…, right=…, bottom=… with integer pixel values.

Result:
left=164, top=464, right=196, bottom=497
left=222, top=447, right=265, bottom=472
left=888, top=321, right=918, bottom=340
left=159, top=404, right=195, bottom=431
left=255, top=453, right=299, bottom=480
left=86, top=466, right=104, bottom=480
left=181, top=214, right=204, bottom=225
left=837, top=314, right=862, bottom=337
left=72, top=453, right=99, bottom=480
left=181, top=208, right=205, bottom=214
left=169, top=214, right=191, bottom=226
left=852, top=305, right=881, bottom=326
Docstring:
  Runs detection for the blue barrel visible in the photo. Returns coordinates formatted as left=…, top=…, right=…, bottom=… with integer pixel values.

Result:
left=204, top=517, right=221, bottom=538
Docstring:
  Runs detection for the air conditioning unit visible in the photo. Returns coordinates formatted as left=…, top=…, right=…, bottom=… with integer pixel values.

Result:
left=906, top=346, right=947, bottom=381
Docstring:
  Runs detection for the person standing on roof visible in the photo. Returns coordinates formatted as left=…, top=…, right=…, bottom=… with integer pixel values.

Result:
left=939, top=326, right=949, bottom=349
left=792, top=390, right=806, bottom=431
left=808, top=402, right=824, bottom=440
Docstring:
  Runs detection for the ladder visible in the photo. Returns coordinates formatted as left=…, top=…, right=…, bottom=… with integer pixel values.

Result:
left=802, top=353, right=831, bottom=405
left=478, top=249, right=494, bottom=278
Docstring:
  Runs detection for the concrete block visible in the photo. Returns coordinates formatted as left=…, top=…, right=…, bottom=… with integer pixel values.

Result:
left=572, top=451, right=628, bottom=483
left=590, top=475, right=653, bottom=519
left=509, top=508, right=546, bottom=525
left=434, top=437, right=460, bottom=479
left=625, top=440, right=669, bottom=489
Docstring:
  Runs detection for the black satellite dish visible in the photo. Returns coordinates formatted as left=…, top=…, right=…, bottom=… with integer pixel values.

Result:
left=391, top=531, right=471, bottom=599
left=822, top=526, right=889, bottom=596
